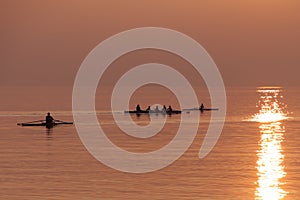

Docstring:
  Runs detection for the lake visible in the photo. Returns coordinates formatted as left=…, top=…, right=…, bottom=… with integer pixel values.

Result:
left=0, top=86, right=299, bottom=199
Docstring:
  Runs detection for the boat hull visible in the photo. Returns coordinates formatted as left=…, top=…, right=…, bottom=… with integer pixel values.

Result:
left=18, top=122, right=73, bottom=128
left=124, top=110, right=149, bottom=114
left=124, top=110, right=182, bottom=115
left=183, top=108, right=219, bottom=111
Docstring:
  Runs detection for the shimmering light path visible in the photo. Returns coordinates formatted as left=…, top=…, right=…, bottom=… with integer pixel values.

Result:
left=250, top=87, right=289, bottom=200
left=249, top=87, right=289, bottom=123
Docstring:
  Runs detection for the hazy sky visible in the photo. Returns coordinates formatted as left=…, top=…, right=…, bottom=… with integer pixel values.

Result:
left=1, top=0, right=300, bottom=87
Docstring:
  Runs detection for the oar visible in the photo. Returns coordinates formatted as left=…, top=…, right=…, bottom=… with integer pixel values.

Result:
left=17, top=119, right=44, bottom=126
left=54, top=119, right=73, bottom=124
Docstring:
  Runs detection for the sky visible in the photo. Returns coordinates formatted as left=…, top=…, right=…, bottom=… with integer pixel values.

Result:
left=1, top=0, right=300, bottom=88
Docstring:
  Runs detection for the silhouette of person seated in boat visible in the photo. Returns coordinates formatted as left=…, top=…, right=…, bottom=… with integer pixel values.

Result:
left=167, top=105, right=173, bottom=112
left=146, top=106, right=151, bottom=112
left=162, top=105, right=167, bottom=113
left=154, top=106, right=159, bottom=113
left=46, top=112, right=54, bottom=127
left=200, top=103, right=204, bottom=110
left=136, top=104, right=141, bottom=112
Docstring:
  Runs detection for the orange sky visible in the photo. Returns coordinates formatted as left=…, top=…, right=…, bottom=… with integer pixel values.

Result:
left=1, top=0, right=300, bottom=87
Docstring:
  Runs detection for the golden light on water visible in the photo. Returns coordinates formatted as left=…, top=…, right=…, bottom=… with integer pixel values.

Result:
left=250, top=87, right=289, bottom=200
left=255, top=122, right=287, bottom=199
left=250, top=87, right=289, bottom=123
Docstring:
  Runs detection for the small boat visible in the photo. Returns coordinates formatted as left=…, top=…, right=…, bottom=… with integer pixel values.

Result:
left=150, top=110, right=181, bottom=114
left=17, top=120, right=73, bottom=128
left=124, top=110, right=150, bottom=114
left=183, top=107, right=219, bottom=111
left=124, top=110, right=182, bottom=115
left=200, top=108, right=219, bottom=111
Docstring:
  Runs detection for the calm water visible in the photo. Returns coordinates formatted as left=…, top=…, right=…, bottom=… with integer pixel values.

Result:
left=0, top=87, right=300, bottom=199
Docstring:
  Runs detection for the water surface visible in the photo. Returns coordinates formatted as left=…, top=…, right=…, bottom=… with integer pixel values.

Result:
left=0, top=87, right=300, bottom=199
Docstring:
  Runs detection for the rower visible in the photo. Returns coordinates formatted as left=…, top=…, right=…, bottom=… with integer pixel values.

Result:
left=46, top=112, right=54, bottom=124
left=167, top=105, right=173, bottom=112
left=154, top=106, right=159, bottom=113
left=136, top=104, right=141, bottom=112
left=200, top=103, right=204, bottom=111
left=146, top=106, right=151, bottom=112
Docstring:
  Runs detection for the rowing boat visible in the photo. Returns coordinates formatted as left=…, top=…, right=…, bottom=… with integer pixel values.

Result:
left=150, top=110, right=181, bottom=114
left=124, top=110, right=149, bottom=114
left=124, top=110, right=182, bottom=115
left=17, top=120, right=73, bottom=128
left=200, top=108, right=219, bottom=111
left=183, top=108, right=219, bottom=111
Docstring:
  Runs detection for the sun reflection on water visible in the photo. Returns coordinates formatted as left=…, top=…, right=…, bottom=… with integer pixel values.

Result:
left=250, top=87, right=288, bottom=200
left=249, top=87, right=289, bottom=123
left=255, top=121, right=287, bottom=199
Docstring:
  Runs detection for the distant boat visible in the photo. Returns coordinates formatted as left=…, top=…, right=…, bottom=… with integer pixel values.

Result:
left=183, top=107, right=219, bottom=111
left=124, top=110, right=182, bottom=115
left=17, top=119, right=73, bottom=129
left=150, top=110, right=181, bottom=114
left=124, top=110, right=150, bottom=114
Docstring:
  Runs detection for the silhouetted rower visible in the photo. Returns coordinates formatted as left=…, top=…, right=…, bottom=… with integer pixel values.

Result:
left=146, top=106, right=151, bottom=112
left=45, top=112, right=54, bottom=128
left=167, top=105, right=173, bottom=112
left=200, top=103, right=204, bottom=110
left=136, top=104, right=141, bottom=112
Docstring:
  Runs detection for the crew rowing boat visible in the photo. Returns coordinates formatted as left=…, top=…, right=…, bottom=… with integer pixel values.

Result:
left=124, top=110, right=182, bottom=115
left=183, top=108, right=219, bottom=111
left=17, top=120, right=73, bottom=128
left=125, top=110, right=150, bottom=114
